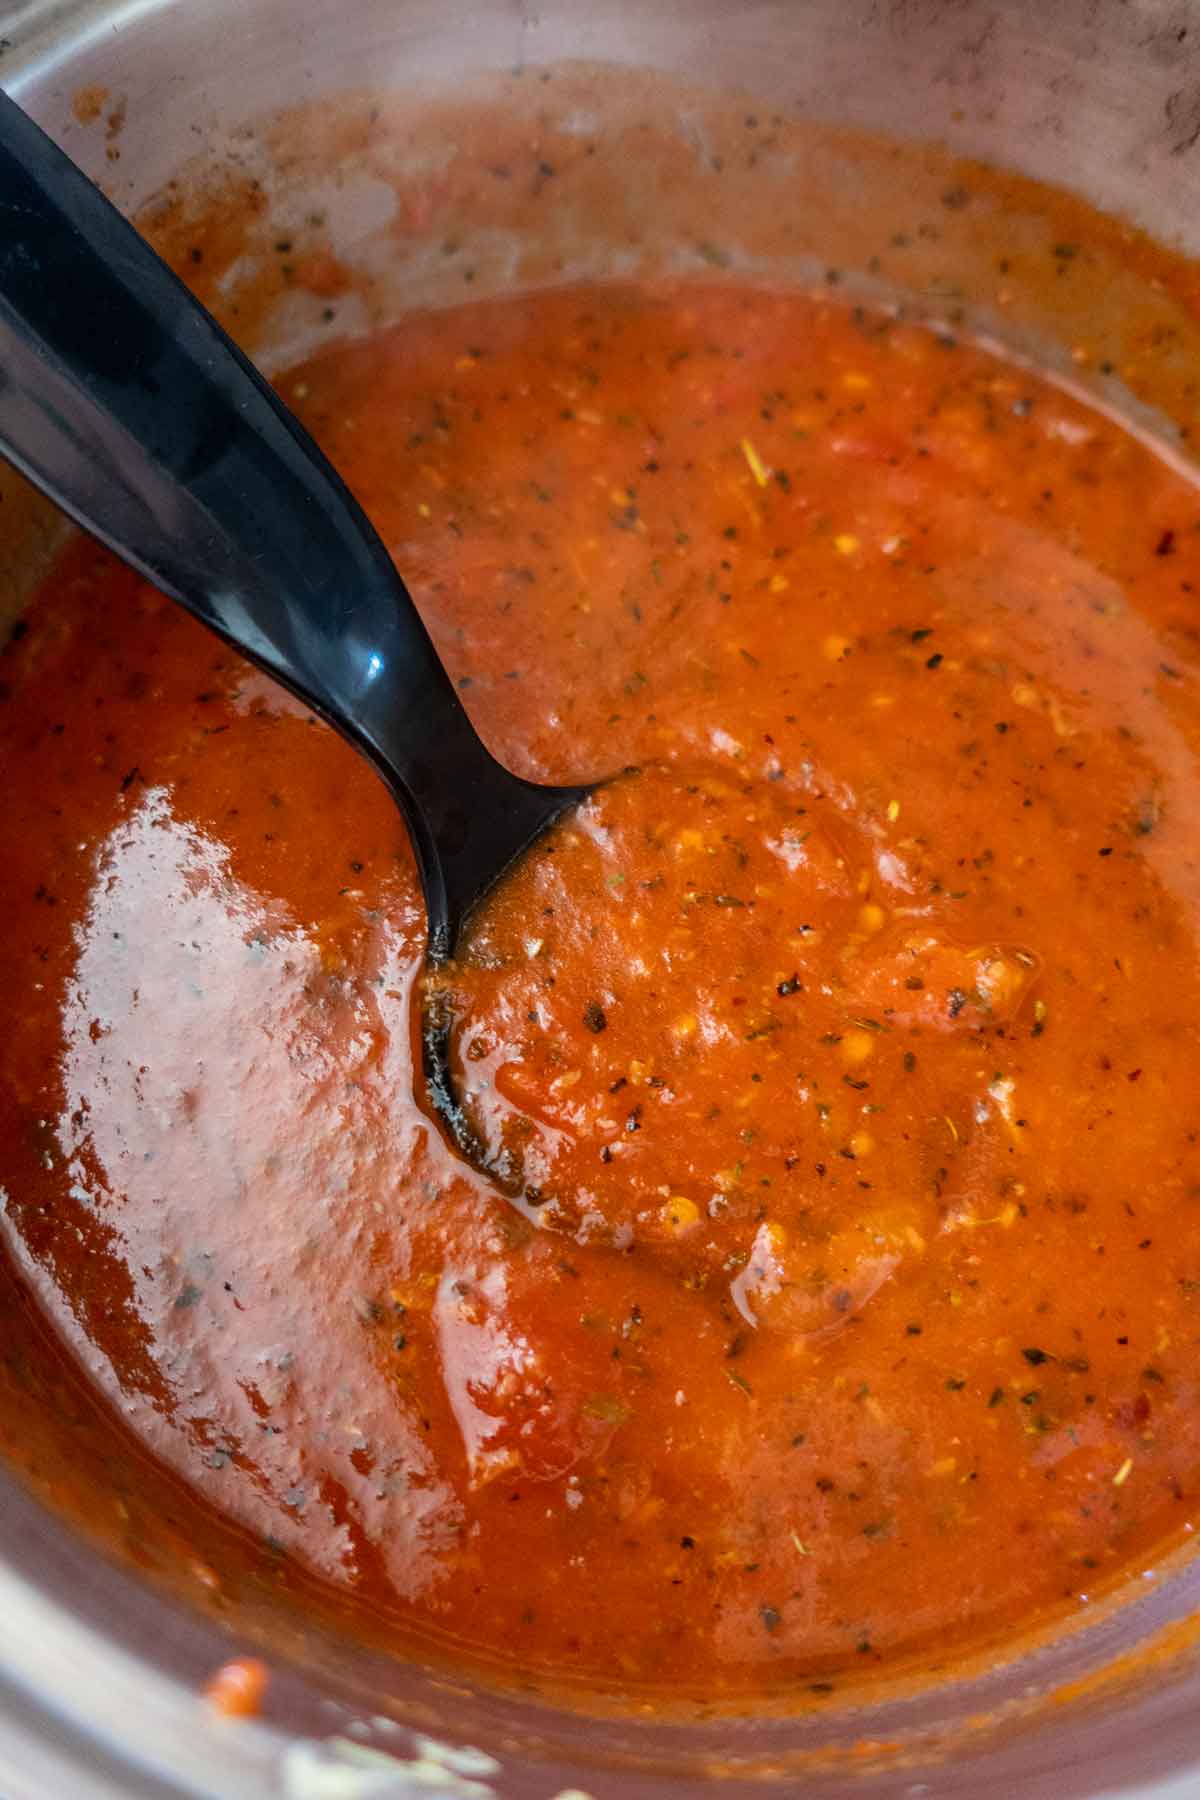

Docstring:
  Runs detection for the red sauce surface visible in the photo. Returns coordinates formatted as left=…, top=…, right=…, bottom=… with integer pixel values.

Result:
left=4, top=282, right=1200, bottom=1706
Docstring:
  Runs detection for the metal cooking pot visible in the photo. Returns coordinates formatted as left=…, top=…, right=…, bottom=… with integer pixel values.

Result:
left=4, top=1, right=1200, bottom=1794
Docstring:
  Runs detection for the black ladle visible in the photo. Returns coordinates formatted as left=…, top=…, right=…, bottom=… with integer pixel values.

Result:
left=0, top=89, right=587, bottom=1156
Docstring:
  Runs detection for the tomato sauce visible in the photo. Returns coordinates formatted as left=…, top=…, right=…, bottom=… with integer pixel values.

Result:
left=4, top=281, right=1200, bottom=1707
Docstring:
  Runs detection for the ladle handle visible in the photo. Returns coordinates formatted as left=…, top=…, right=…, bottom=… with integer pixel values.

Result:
left=0, top=89, right=578, bottom=953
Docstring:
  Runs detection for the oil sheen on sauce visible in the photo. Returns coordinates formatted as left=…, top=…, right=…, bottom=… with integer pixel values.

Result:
left=3, top=282, right=1200, bottom=1706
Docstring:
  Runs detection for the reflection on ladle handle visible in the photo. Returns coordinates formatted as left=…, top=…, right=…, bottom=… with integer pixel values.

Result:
left=0, top=88, right=584, bottom=956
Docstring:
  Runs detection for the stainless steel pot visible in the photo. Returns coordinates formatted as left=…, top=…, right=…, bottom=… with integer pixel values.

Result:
left=5, top=1, right=1200, bottom=1793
